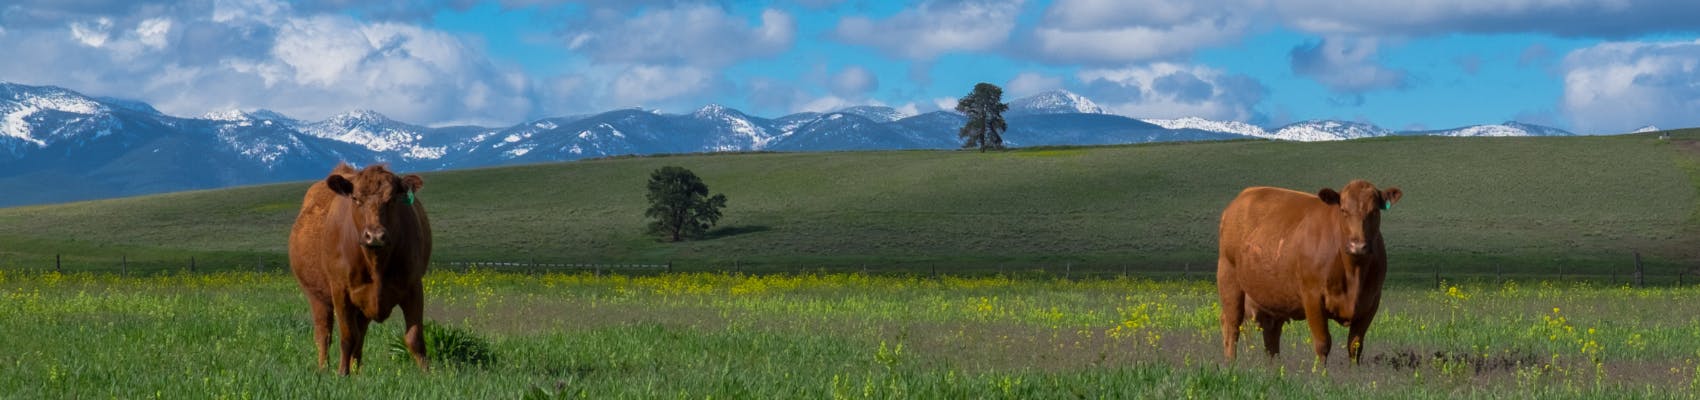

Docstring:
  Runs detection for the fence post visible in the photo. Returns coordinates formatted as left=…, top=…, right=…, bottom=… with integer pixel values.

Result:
left=190, top=256, right=196, bottom=273
left=56, top=254, right=61, bottom=273
left=667, top=261, right=673, bottom=273
left=1633, top=251, right=1644, bottom=288
left=257, top=256, right=264, bottom=274
left=122, top=254, right=128, bottom=276
left=1496, top=263, right=1502, bottom=283
left=1433, top=263, right=1440, bottom=290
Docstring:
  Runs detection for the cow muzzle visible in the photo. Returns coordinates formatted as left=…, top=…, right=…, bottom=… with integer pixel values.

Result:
left=1346, top=240, right=1371, bottom=255
left=361, top=227, right=387, bottom=248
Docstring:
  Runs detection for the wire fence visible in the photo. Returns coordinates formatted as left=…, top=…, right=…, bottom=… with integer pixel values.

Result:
left=2, top=251, right=1696, bottom=288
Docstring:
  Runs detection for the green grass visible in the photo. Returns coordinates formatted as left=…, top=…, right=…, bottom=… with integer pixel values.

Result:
left=2, top=270, right=1697, bottom=398
left=2, top=132, right=1698, bottom=280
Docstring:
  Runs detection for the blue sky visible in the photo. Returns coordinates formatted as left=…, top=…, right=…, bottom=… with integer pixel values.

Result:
left=3, top=1, right=1699, bottom=134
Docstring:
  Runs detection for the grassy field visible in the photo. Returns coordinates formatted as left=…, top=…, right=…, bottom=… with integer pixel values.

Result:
left=3, top=270, right=1697, bottom=398
left=2, top=131, right=1698, bottom=280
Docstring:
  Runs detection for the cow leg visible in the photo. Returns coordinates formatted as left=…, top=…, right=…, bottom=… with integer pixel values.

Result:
left=1257, top=315, right=1283, bottom=358
left=1346, top=314, right=1375, bottom=364
left=1302, top=297, right=1332, bottom=364
left=308, top=295, right=333, bottom=370
left=349, top=313, right=371, bottom=372
left=1217, top=258, right=1245, bottom=361
left=334, top=303, right=369, bottom=375
left=402, top=288, right=430, bottom=372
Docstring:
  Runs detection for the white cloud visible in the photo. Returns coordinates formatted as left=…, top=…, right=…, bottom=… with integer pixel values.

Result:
left=933, top=97, right=958, bottom=112
left=566, top=5, right=794, bottom=67
left=610, top=65, right=722, bottom=108
left=69, top=17, right=113, bottom=47
left=1289, top=36, right=1408, bottom=93
left=1005, top=72, right=1063, bottom=98
left=134, top=18, right=171, bottom=49
left=1076, top=63, right=1266, bottom=121
left=829, top=65, right=878, bottom=98
left=833, top=0, right=1024, bottom=60
left=1029, top=0, right=1254, bottom=64
left=1271, top=0, right=1700, bottom=38
left=1561, top=39, right=1700, bottom=134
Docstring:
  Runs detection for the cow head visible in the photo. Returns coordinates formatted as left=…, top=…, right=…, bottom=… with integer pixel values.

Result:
left=324, top=164, right=424, bottom=250
left=1318, top=180, right=1402, bottom=256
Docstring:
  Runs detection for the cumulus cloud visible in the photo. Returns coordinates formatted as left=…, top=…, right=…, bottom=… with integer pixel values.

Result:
left=833, top=0, right=1024, bottom=60
left=1028, top=0, right=1254, bottom=64
left=1272, top=0, right=1700, bottom=38
left=829, top=65, right=879, bottom=98
left=609, top=64, right=727, bottom=109
left=1075, top=63, right=1266, bottom=121
left=1005, top=72, right=1063, bottom=98
left=1561, top=39, right=1700, bottom=134
left=564, top=5, right=794, bottom=67
left=0, top=1, right=536, bottom=125
left=1290, top=37, right=1408, bottom=93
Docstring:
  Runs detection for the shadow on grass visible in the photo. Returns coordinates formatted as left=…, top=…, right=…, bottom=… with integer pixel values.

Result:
left=702, top=225, right=772, bottom=240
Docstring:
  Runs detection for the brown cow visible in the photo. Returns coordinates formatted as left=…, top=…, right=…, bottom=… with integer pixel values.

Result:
left=289, top=163, right=433, bottom=374
left=1216, top=179, right=1402, bottom=364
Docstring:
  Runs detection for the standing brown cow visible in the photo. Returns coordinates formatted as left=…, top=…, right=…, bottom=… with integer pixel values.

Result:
left=289, top=163, right=433, bottom=374
left=1216, top=179, right=1402, bottom=364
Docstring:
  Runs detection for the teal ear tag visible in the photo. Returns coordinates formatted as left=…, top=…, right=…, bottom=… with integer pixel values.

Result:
left=1382, top=201, right=1391, bottom=210
left=405, top=191, right=415, bottom=205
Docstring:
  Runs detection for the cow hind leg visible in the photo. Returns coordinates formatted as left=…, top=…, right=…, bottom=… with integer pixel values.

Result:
left=1217, top=257, right=1245, bottom=361
left=402, top=289, right=430, bottom=372
left=308, top=296, right=333, bottom=370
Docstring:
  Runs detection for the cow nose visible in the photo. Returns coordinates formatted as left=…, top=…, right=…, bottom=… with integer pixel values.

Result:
left=1346, top=240, right=1369, bottom=255
left=362, top=227, right=387, bottom=247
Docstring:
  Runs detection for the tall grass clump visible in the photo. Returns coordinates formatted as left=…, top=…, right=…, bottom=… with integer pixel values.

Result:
left=388, top=320, right=497, bottom=367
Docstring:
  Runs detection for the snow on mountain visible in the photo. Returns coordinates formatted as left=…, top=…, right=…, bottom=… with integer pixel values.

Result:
left=1141, top=117, right=1269, bottom=138
left=1, top=83, right=112, bottom=147
left=1426, top=122, right=1574, bottom=138
left=300, top=110, right=447, bottom=160
left=1007, top=90, right=1104, bottom=116
left=1271, top=120, right=1392, bottom=141
left=692, top=104, right=779, bottom=150
left=835, top=106, right=909, bottom=123
left=1632, top=125, right=1660, bottom=134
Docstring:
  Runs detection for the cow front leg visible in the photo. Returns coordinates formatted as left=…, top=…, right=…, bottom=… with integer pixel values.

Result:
left=403, top=288, right=430, bottom=372
left=309, top=296, right=333, bottom=370
left=1302, top=298, right=1332, bottom=364
left=1346, top=314, right=1375, bottom=364
left=335, top=304, right=370, bottom=375
left=1257, top=315, right=1284, bottom=358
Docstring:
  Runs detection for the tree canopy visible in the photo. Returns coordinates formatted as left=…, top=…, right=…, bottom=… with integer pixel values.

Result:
left=644, top=166, right=729, bottom=242
left=955, top=82, right=1010, bottom=152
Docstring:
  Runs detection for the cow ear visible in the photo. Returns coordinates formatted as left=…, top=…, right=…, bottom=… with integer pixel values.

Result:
left=1317, top=188, right=1341, bottom=205
left=401, top=174, right=424, bottom=192
left=326, top=175, right=354, bottom=197
left=1382, top=187, right=1403, bottom=209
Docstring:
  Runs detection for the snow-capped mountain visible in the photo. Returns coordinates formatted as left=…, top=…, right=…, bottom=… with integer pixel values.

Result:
left=1007, top=90, right=1104, bottom=116
left=1633, top=125, right=1660, bottom=134
left=1269, top=120, right=1394, bottom=141
left=0, top=81, right=1629, bottom=207
left=1418, top=122, right=1575, bottom=138
left=834, top=105, right=910, bottom=123
left=1142, top=117, right=1270, bottom=138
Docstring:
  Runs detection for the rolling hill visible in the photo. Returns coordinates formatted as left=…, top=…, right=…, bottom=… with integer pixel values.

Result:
left=0, top=130, right=1695, bottom=279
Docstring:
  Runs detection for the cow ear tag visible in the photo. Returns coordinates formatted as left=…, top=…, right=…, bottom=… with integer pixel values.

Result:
left=405, top=191, right=415, bottom=205
left=1381, top=201, right=1391, bottom=211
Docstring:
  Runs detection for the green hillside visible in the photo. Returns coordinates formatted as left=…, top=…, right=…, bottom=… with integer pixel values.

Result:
left=2, top=131, right=1698, bottom=279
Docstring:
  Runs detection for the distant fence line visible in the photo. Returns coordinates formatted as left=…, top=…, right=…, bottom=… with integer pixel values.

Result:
left=2, top=252, right=1697, bottom=288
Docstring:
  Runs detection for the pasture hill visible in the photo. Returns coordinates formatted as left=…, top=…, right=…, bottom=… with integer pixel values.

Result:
left=0, top=131, right=1696, bottom=281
